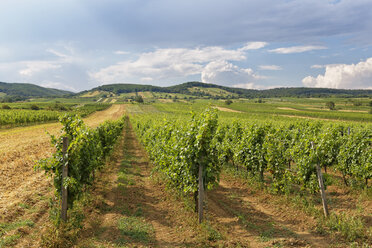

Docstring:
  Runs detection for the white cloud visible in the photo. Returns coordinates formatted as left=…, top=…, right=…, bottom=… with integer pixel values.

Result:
left=269, top=45, right=327, bottom=54
left=239, top=42, right=268, bottom=51
left=201, top=60, right=260, bottom=87
left=19, top=61, right=61, bottom=76
left=40, top=81, right=78, bottom=92
left=259, top=65, right=282, bottom=70
left=311, top=64, right=325, bottom=69
left=91, top=46, right=248, bottom=83
left=302, top=58, right=372, bottom=89
left=232, top=83, right=257, bottom=89
left=114, top=50, right=130, bottom=55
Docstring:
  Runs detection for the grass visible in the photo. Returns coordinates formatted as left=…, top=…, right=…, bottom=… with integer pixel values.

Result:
left=0, top=220, right=34, bottom=248
left=323, top=213, right=366, bottom=242
left=117, top=216, right=155, bottom=244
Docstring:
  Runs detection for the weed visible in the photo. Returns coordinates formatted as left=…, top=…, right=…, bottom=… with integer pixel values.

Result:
left=117, top=216, right=154, bottom=243
left=324, top=213, right=365, bottom=242
left=201, top=223, right=223, bottom=241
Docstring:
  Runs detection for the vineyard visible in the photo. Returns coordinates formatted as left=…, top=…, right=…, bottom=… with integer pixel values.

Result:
left=133, top=107, right=371, bottom=192
left=1, top=101, right=371, bottom=247
left=0, top=103, right=111, bottom=127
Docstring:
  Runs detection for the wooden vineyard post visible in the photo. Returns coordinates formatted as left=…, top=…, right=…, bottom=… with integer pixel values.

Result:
left=61, top=137, right=69, bottom=222
left=198, top=163, right=204, bottom=224
left=311, top=142, right=329, bottom=218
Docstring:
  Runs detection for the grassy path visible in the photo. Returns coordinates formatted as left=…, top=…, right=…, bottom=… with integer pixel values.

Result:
left=77, top=122, right=205, bottom=247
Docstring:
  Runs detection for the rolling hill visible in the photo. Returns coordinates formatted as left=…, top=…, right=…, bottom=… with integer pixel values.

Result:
left=0, top=82, right=72, bottom=100
left=83, top=82, right=372, bottom=99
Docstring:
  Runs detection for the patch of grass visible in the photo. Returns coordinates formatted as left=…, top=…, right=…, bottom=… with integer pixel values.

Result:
left=258, top=222, right=276, bottom=242
left=118, top=171, right=135, bottom=186
left=117, top=216, right=155, bottom=244
left=0, top=219, right=34, bottom=236
left=324, top=213, right=365, bottom=242
left=201, top=223, right=223, bottom=241
left=18, top=203, right=31, bottom=209
left=0, top=234, right=21, bottom=247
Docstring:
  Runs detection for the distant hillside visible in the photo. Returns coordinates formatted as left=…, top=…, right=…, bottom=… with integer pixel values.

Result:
left=0, top=82, right=72, bottom=100
left=86, top=82, right=372, bottom=99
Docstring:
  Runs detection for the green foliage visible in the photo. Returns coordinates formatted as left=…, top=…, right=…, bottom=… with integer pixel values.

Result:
left=325, top=213, right=365, bottom=242
left=0, top=103, right=111, bottom=127
left=35, top=114, right=125, bottom=212
left=1, top=104, right=10, bottom=109
left=326, top=101, right=336, bottom=110
left=225, top=99, right=233, bottom=105
left=133, top=108, right=221, bottom=194
left=134, top=95, right=144, bottom=103
left=338, top=128, right=371, bottom=187
left=30, top=104, right=40, bottom=110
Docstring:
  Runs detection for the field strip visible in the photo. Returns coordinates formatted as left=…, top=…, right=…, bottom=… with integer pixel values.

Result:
left=214, top=106, right=243, bottom=113
left=279, top=114, right=343, bottom=122
left=0, top=104, right=126, bottom=224
left=277, top=107, right=300, bottom=111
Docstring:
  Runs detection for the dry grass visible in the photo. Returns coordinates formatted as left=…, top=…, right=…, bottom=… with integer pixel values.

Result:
left=0, top=104, right=126, bottom=247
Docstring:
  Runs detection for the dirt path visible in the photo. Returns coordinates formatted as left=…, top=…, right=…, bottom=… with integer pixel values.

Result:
left=0, top=105, right=126, bottom=247
left=77, top=122, right=205, bottom=247
left=214, top=106, right=243, bottom=113
left=206, top=175, right=332, bottom=248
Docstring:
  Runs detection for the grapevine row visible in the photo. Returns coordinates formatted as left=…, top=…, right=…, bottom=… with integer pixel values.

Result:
left=36, top=114, right=125, bottom=213
left=133, top=110, right=371, bottom=196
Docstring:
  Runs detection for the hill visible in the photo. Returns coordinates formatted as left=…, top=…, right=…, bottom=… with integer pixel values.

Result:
left=85, top=82, right=372, bottom=99
left=0, top=82, right=72, bottom=101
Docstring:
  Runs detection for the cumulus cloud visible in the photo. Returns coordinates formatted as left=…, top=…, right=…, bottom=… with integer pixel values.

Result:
left=239, top=42, right=268, bottom=51
left=201, top=60, right=260, bottom=87
left=91, top=46, right=249, bottom=84
left=269, top=45, right=327, bottom=54
left=259, top=65, right=282, bottom=70
left=302, top=58, right=372, bottom=89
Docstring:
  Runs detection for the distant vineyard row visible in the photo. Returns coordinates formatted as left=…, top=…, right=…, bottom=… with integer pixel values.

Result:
left=0, top=103, right=111, bottom=127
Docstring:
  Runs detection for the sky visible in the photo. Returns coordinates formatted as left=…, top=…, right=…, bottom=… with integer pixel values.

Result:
left=0, top=0, right=372, bottom=92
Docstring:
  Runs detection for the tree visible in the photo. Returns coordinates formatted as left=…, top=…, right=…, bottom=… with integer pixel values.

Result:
left=326, top=101, right=335, bottom=110
left=134, top=95, right=144, bottom=103
left=30, top=104, right=40, bottom=110
left=225, top=99, right=233, bottom=105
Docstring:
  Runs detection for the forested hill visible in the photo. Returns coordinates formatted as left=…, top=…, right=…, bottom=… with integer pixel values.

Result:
left=90, top=82, right=372, bottom=98
left=0, top=82, right=72, bottom=101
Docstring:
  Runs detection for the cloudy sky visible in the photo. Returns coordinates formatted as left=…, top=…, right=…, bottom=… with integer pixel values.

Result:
left=0, top=0, right=372, bottom=92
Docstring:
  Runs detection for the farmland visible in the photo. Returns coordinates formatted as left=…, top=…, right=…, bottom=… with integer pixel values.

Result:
left=0, top=102, right=111, bottom=128
left=0, top=97, right=371, bottom=247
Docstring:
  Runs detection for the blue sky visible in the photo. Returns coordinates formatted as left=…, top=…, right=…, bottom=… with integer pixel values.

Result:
left=0, top=0, right=371, bottom=92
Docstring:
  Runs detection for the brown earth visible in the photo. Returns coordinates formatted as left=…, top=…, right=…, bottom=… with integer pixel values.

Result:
left=0, top=104, right=126, bottom=247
